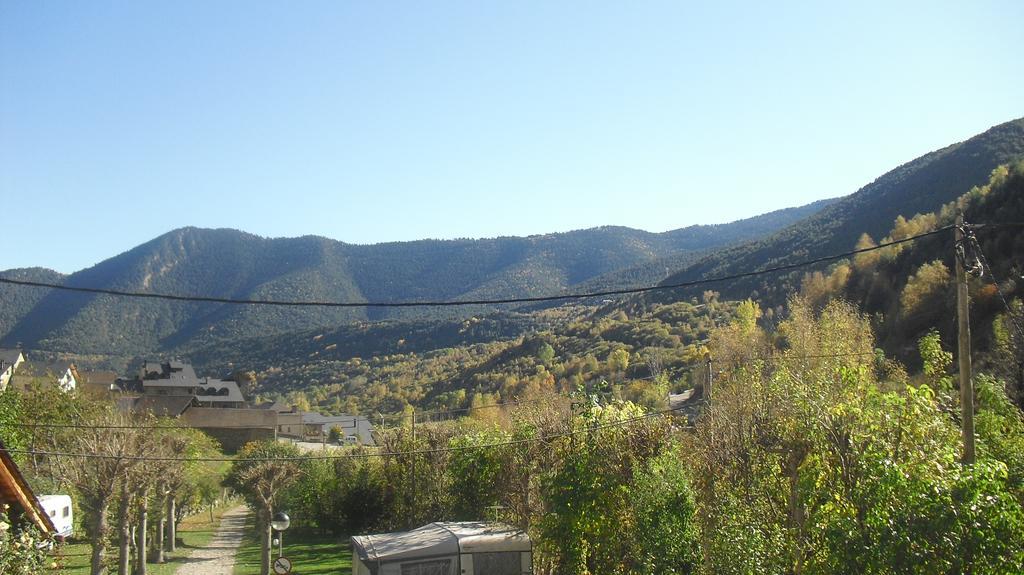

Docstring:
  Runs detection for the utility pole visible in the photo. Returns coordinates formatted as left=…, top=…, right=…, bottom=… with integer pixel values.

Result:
left=956, top=214, right=976, bottom=465
left=704, top=352, right=713, bottom=401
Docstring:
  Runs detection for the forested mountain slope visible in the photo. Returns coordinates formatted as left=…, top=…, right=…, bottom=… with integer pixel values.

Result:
left=0, top=201, right=822, bottom=357
left=653, top=117, right=1024, bottom=305
left=205, top=161, right=1024, bottom=417
left=0, top=267, right=66, bottom=343
left=795, top=160, right=1024, bottom=384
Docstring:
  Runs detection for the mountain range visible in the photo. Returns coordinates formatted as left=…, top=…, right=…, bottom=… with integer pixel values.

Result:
left=2, top=117, right=1023, bottom=376
left=0, top=199, right=830, bottom=360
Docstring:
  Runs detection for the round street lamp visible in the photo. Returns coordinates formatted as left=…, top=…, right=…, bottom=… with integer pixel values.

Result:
left=272, top=512, right=290, bottom=559
left=271, top=512, right=290, bottom=532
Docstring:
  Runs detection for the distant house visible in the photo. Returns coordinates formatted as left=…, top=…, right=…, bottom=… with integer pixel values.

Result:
left=8, top=360, right=78, bottom=393
left=77, top=370, right=119, bottom=396
left=118, top=360, right=275, bottom=451
left=194, top=379, right=246, bottom=408
left=117, top=395, right=196, bottom=418
left=139, top=361, right=201, bottom=397
left=0, top=438, right=57, bottom=535
left=276, top=409, right=375, bottom=446
left=141, top=360, right=193, bottom=380
left=0, top=348, right=26, bottom=392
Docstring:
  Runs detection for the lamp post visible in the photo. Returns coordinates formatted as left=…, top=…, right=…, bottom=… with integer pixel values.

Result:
left=271, top=511, right=290, bottom=559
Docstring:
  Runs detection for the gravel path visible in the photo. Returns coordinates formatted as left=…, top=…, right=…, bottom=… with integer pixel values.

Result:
left=175, top=505, right=251, bottom=575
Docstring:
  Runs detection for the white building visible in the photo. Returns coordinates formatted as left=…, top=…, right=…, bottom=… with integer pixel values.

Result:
left=0, top=348, right=25, bottom=392
left=8, top=360, right=77, bottom=393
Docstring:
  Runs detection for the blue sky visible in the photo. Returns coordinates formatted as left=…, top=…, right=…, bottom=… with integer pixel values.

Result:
left=2, top=1, right=1022, bottom=273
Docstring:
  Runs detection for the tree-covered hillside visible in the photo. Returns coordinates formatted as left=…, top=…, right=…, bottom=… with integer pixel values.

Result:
left=191, top=161, right=1024, bottom=421
left=793, top=159, right=1024, bottom=402
left=0, top=202, right=825, bottom=357
left=653, top=117, right=1024, bottom=306
left=189, top=298, right=737, bottom=417
left=0, top=267, right=65, bottom=343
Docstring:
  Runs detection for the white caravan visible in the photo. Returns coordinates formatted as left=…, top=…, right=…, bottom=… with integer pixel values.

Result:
left=351, top=522, right=532, bottom=575
left=38, top=495, right=73, bottom=539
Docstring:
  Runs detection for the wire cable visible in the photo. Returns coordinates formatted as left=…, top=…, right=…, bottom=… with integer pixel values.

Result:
left=0, top=225, right=954, bottom=308
left=969, top=230, right=1024, bottom=344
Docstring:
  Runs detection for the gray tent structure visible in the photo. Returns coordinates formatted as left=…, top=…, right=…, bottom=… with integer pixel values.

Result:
left=351, top=522, right=532, bottom=575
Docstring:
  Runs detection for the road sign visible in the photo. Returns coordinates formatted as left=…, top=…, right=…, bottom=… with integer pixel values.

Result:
left=273, top=556, right=293, bottom=574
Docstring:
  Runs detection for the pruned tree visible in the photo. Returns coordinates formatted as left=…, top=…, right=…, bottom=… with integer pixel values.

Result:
left=50, top=409, right=146, bottom=575
left=225, top=441, right=303, bottom=575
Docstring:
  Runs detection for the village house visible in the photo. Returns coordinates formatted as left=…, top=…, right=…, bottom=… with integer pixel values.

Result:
left=77, top=369, right=119, bottom=397
left=194, top=378, right=247, bottom=409
left=116, top=360, right=277, bottom=450
left=7, top=360, right=78, bottom=393
left=266, top=403, right=376, bottom=446
left=0, top=348, right=25, bottom=392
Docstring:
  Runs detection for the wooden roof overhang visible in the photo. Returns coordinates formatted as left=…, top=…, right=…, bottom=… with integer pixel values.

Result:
left=0, top=440, right=56, bottom=534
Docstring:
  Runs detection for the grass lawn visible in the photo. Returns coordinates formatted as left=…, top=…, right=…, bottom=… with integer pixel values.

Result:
left=55, top=500, right=241, bottom=574
left=233, top=520, right=351, bottom=575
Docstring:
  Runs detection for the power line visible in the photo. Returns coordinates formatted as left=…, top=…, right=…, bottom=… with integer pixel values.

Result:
left=6, top=422, right=274, bottom=430
left=0, top=225, right=954, bottom=309
left=968, top=229, right=1024, bottom=344
left=2, top=406, right=687, bottom=463
left=967, top=222, right=1024, bottom=229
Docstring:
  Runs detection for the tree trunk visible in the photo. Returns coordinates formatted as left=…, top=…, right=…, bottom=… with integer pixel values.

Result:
left=155, top=506, right=165, bottom=564
left=90, top=502, right=111, bottom=575
left=167, top=495, right=176, bottom=552
left=260, top=506, right=273, bottom=575
left=136, top=502, right=148, bottom=575
left=118, top=490, right=132, bottom=575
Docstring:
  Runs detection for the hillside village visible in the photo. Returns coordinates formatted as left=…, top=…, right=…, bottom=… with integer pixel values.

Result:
left=1, top=351, right=375, bottom=450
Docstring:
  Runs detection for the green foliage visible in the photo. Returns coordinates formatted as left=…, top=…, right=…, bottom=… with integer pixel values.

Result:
left=975, top=374, right=1024, bottom=492
left=0, top=506, right=52, bottom=575
left=919, top=329, right=952, bottom=383
left=628, top=447, right=699, bottom=574
left=0, top=391, right=27, bottom=452
left=695, top=298, right=1024, bottom=575
left=188, top=299, right=736, bottom=418
left=282, top=457, right=340, bottom=534
left=607, top=348, right=630, bottom=374
left=536, top=342, right=555, bottom=365
left=539, top=402, right=678, bottom=574
left=734, top=298, right=762, bottom=334
left=224, top=441, right=303, bottom=512
left=448, top=430, right=510, bottom=520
